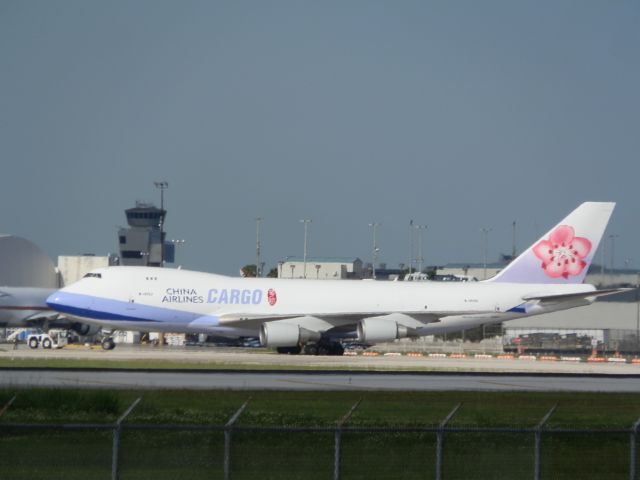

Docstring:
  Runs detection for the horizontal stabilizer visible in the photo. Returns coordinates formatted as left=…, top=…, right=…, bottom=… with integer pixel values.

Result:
left=522, top=288, right=631, bottom=303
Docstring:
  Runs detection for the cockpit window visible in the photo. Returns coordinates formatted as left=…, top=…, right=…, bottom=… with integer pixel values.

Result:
left=83, top=273, right=102, bottom=279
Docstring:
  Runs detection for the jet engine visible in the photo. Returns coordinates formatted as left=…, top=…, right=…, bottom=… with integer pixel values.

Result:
left=259, top=322, right=321, bottom=348
left=357, top=317, right=412, bottom=344
left=70, top=322, right=101, bottom=337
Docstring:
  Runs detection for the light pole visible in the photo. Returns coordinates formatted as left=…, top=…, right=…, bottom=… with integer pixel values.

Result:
left=300, top=219, right=312, bottom=278
left=409, top=220, right=414, bottom=274
left=369, top=222, right=381, bottom=279
left=601, top=239, right=606, bottom=286
left=415, top=225, right=427, bottom=273
left=609, top=234, right=618, bottom=274
left=154, top=181, right=168, bottom=267
left=290, top=264, right=296, bottom=279
left=255, top=217, right=263, bottom=277
left=636, top=273, right=639, bottom=353
left=480, top=227, right=492, bottom=280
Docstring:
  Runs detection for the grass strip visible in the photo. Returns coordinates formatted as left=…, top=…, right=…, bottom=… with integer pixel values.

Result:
left=1, top=389, right=639, bottom=479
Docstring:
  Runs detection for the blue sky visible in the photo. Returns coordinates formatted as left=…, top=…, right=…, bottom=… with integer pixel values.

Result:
left=1, top=1, right=638, bottom=274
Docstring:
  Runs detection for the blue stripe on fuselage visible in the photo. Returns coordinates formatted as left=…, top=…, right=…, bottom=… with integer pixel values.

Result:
left=46, top=291, right=219, bottom=325
left=508, top=304, right=527, bottom=314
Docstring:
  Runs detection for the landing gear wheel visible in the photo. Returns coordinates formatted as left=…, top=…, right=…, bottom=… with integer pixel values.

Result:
left=303, top=344, right=319, bottom=355
left=42, top=338, right=52, bottom=349
left=315, top=342, right=345, bottom=356
left=276, top=346, right=302, bottom=355
left=101, top=338, right=116, bottom=350
left=28, top=337, right=39, bottom=349
left=332, top=343, right=345, bottom=356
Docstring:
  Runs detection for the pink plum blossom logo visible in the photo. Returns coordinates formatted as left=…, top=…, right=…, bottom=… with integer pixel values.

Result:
left=533, top=225, right=592, bottom=279
left=267, top=289, right=277, bottom=306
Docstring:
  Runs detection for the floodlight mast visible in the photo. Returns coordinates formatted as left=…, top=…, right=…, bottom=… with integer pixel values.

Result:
left=369, top=222, right=381, bottom=279
left=255, top=217, right=263, bottom=277
left=154, top=181, right=168, bottom=267
left=300, top=219, right=312, bottom=278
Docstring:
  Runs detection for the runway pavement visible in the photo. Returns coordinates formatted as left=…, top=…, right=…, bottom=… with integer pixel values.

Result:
left=2, top=344, right=640, bottom=375
left=1, top=345, right=640, bottom=391
left=2, top=369, right=640, bottom=391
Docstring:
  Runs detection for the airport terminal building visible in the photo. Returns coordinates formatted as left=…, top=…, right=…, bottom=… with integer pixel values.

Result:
left=278, top=257, right=363, bottom=279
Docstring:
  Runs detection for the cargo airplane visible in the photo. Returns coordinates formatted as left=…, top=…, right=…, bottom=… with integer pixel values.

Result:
left=47, top=202, right=620, bottom=354
left=0, top=287, right=100, bottom=336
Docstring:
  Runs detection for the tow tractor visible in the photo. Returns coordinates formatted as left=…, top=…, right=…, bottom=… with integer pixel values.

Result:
left=27, top=330, right=69, bottom=349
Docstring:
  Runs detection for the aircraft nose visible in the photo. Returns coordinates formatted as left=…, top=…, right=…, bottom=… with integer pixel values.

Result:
left=47, top=290, right=80, bottom=310
left=46, top=291, right=66, bottom=309
left=47, top=290, right=93, bottom=316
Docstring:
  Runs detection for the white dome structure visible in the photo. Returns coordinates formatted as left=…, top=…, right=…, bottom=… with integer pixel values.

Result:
left=0, top=235, right=59, bottom=288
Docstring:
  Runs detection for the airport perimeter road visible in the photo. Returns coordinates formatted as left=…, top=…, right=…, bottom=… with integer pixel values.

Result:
left=3, top=344, right=640, bottom=374
left=2, top=369, right=640, bottom=391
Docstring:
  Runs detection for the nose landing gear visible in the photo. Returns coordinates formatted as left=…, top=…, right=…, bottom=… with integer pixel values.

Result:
left=100, top=330, right=116, bottom=350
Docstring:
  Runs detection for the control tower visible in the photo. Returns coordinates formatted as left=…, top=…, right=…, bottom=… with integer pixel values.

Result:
left=118, top=202, right=175, bottom=266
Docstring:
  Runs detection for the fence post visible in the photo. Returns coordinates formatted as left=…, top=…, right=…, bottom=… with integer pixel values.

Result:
left=224, top=398, right=251, bottom=480
left=534, top=404, right=557, bottom=480
left=334, top=427, right=342, bottom=480
left=334, top=399, right=362, bottom=480
left=0, top=395, right=16, bottom=418
left=111, top=397, right=142, bottom=480
left=630, top=417, right=640, bottom=480
left=436, top=403, right=462, bottom=480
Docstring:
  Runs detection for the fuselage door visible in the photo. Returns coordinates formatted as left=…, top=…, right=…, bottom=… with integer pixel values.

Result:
left=126, top=290, right=138, bottom=312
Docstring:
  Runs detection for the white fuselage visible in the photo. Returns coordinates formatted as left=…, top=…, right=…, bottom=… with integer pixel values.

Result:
left=46, top=266, right=595, bottom=339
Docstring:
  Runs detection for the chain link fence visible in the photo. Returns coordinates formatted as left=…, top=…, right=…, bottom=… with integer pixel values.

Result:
left=1, top=396, right=639, bottom=480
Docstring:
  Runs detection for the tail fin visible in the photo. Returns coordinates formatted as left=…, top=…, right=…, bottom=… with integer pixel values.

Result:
left=488, top=202, right=615, bottom=284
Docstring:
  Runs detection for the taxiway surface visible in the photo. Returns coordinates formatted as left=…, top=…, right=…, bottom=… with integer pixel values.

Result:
left=2, top=345, right=640, bottom=391
left=2, top=369, right=640, bottom=391
left=2, top=344, right=640, bottom=375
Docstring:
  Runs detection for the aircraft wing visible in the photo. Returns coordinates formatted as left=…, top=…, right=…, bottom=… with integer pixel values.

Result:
left=218, top=311, right=445, bottom=332
left=522, top=288, right=631, bottom=304
left=22, top=310, right=61, bottom=322
left=0, top=306, right=60, bottom=327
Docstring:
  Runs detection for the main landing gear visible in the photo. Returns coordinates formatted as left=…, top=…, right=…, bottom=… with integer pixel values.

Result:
left=276, top=342, right=344, bottom=356
left=276, top=346, right=302, bottom=355
left=304, top=342, right=344, bottom=356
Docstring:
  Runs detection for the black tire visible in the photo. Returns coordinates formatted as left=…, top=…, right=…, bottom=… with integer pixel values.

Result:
left=303, top=344, right=318, bottom=355
left=276, top=346, right=301, bottom=355
left=28, top=337, right=39, bottom=349
left=331, top=343, right=345, bottom=356
left=317, top=342, right=345, bottom=356
left=102, top=338, right=116, bottom=350
left=42, top=338, right=52, bottom=349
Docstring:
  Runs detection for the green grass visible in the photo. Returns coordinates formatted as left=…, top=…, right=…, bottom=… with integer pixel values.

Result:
left=1, top=389, right=639, bottom=479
